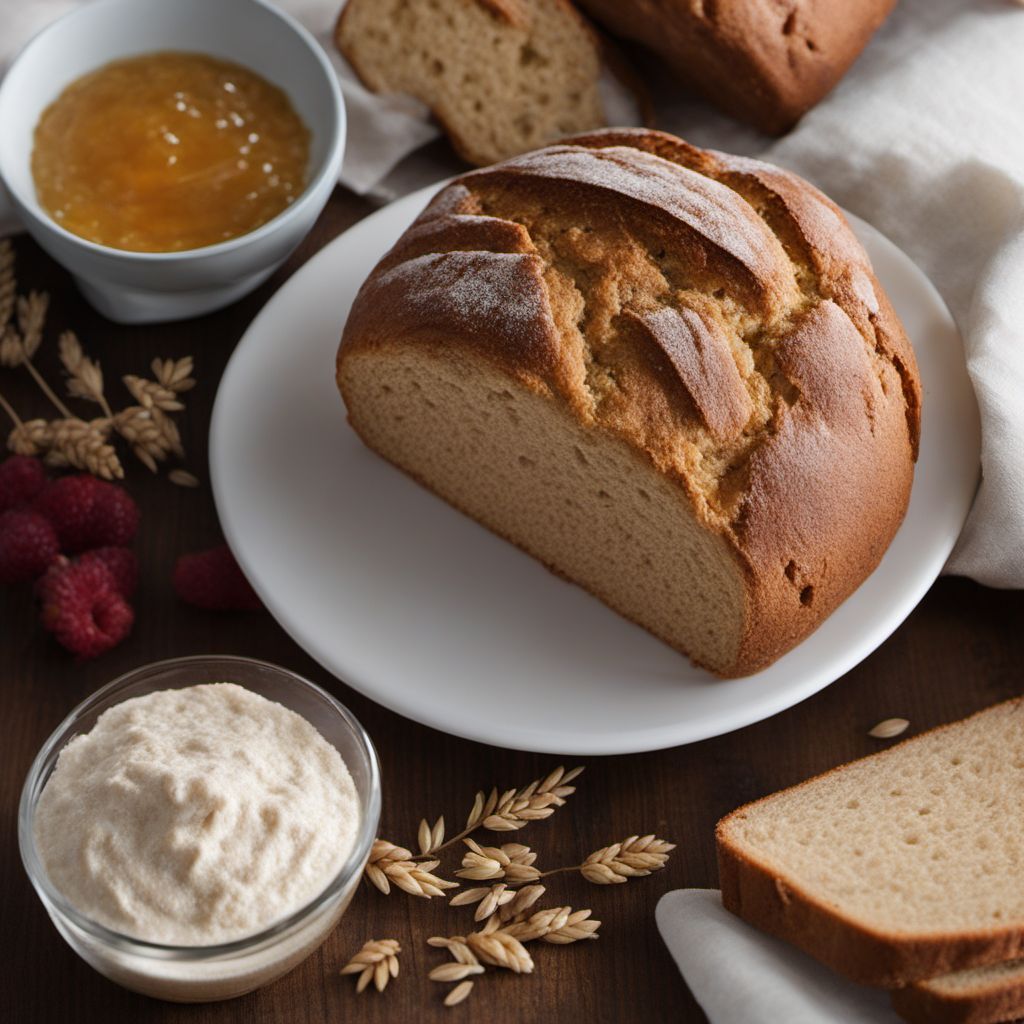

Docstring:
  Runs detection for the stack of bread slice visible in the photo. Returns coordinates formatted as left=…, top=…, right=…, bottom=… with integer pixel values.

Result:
left=716, top=699, right=1024, bottom=1023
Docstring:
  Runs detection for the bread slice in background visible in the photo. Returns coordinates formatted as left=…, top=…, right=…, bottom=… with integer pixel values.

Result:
left=717, top=699, right=1024, bottom=987
left=892, top=958, right=1024, bottom=1024
left=336, top=0, right=613, bottom=166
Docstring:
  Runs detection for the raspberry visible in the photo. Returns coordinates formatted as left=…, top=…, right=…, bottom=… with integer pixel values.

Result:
left=36, top=557, right=134, bottom=659
left=33, top=475, right=102, bottom=552
left=89, top=483, right=140, bottom=548
left=0, top=455, right=48, bottom=512
left=33, top=476, right=139, bottom=552
left=0, top=509, right=60, bottom=583
left=78, top=547, right=138, bottom=598
left=173, top=544, right=263, bottom=611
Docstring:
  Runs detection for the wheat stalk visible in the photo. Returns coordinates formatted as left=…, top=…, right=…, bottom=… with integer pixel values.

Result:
left=364, top=839, right=458, bottom=898
left=456, top=839, right=541, bottom=882
left=449, top=882, right=517, bottom=922
left=413, top=765, right=584, bottom=861
left=466, top=929, right=534, bottom=974
left=579, top=835, right=675, bottom=884
left=44, top=417, right=123, bottom=480
left=340, top=939, right=400, bottom=994
left=0, top=246, right=195, bottom=482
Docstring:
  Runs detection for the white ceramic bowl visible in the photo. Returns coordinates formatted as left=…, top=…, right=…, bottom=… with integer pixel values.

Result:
left=0, top=0, right=344, bottom=323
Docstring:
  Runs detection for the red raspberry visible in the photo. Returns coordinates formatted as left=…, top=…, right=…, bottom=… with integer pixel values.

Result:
left=36, top=557, right=134, bottom=659
left=33, top=475, right=102, bottom=553
left=88, top=483, right=140, bottom=548
left=173, top=544, right=263, bottom=611
left=78, top=547, right=138, bottom=598
left=0, top=509, right=60, bottom=583
left=0, top=455, right=48, bottom=512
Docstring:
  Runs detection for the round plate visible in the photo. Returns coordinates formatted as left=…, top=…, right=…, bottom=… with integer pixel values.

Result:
left=211, top=185, right=980, bottom=755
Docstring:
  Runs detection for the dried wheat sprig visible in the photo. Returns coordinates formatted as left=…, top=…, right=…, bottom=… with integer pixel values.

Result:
left=16, top=292, right=47, bottom=361
left=1, top=309, right=74, bottom=420
left=481, top=766, right=583, bottom=833
left=112, top=405, right=176, bottom=473
left=465, top=930, right=533, bottom=974
left=542, top=908, right=602, bottom=944
left=0, top=240, right=14, bottom=329
left=123, top=374, right=186, bottom=413
left=151, top=356, right=195, bottom=393
left=579, top=835, right=675, bottom=884
left=364, top=839, right=458, bottom=898
left=496, top=883, right=546, bottom=923
left=0, top=388, right=52, bottom=457
left=450, top=882, right=516, bottom=922
left=340, top=939, right=400, bottom=994
left=418, top=815, right=446, bottom=856
left=415, top=766, right=584, bottom=862
left=456, top=839, right=540, bottom=882
left=44, top=417, right=123, bottom=480
left=444, top=980, right=474, bottom=1007
left=59, top=331, right=112, bottom=415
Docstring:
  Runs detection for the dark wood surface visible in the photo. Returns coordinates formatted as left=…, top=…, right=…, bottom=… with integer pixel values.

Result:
left=3, top=187, right=1021, bottom=1024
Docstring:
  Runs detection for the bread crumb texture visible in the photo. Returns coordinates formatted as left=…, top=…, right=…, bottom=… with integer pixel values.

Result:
left=338, top=129, right=920, bottom=675
left=337, top=0, right=607, bottom=165
left=722, top=701, right=1024, bottom=935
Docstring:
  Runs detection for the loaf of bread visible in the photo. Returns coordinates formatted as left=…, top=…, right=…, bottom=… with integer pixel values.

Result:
left=893, top=958, right=1024, bottom=1024
left=575, top=0, right=897, bottom=134
left=336, top=0, right=614, bottom=166
left=336, top=128, right=920, bottom=677
left=717, top=700, right=1024, bottom=988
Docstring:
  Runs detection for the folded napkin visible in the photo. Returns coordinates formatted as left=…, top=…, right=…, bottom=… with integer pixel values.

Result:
left=657, top=889, right=903, bottom=1024
left=2, top=0, right=1022, bottom=587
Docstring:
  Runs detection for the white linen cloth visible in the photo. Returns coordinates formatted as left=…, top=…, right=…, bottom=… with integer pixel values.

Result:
left=657, top=890, right=905, bottom=1024
left=1, top=0, right=1022, bottom=584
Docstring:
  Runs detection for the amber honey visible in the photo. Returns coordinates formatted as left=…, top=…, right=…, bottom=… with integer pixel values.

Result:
left=32, top=52, right=311, bottom=252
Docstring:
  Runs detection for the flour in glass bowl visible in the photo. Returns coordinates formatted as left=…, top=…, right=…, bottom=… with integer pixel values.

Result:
left=33, top=683, right=360, bottom=946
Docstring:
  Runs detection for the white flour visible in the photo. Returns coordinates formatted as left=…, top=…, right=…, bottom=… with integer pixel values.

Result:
left=35, top=683, right=360, bottom=946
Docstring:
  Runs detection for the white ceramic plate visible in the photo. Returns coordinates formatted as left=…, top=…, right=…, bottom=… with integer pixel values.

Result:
left=211, top=185, right=980, bottom=755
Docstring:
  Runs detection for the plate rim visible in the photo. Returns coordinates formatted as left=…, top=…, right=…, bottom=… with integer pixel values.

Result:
left=210, top=184, right=980, bottom=755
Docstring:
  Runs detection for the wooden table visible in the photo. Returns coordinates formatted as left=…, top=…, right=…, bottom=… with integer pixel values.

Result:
left=3, top=187, right=1021, bottom=1024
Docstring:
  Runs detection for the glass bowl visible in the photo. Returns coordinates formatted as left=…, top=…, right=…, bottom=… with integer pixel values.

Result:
left=19, top=655, right=381, bottom=1002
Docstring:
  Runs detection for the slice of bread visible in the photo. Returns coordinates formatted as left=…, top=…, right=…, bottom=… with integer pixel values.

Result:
left=892, top=959, right=1024, bottom=1024
left=336, top=0, right=610, bottom=166
left=717, top=699, right=1024, bottom=987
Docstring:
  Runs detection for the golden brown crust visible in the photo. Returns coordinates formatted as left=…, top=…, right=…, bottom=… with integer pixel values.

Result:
left=338, top=129, right=920, bottom=676
left=574, top=0, right=898, bottom=134
left=892, top=966, right=1024, bottom=1024
left=717, top=700, right=1024, bottom=988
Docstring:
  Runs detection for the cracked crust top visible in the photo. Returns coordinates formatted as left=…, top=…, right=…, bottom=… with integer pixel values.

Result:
left=340, top=129, right=921, bottom=674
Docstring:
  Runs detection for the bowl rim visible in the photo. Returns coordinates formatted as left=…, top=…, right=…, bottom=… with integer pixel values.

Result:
left=18, top=654, right=381, bottom=960
left=0, top=0, right=345, bottom=263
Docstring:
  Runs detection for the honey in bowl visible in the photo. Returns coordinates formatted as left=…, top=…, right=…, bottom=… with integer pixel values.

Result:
left=31, top=52, right=311, bottom=253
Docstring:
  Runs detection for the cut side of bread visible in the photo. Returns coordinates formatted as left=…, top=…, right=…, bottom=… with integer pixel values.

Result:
left=337, top=129, right=920, bottom=677
left=337, top=0, right=609, bottom=166
left=892, top=958, right=1024, bottom=1024
left=717, top=699, right=1024, bottom=988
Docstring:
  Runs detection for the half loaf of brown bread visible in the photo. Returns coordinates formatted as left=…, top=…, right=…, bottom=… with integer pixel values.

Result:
left=336, top=128, right=920, bottom=676
left=576, top=0, right=897, bottom=134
